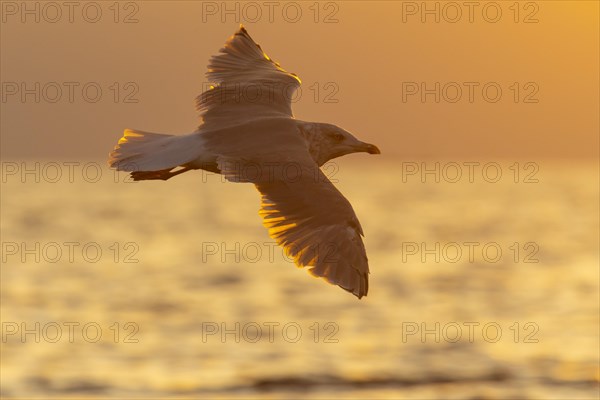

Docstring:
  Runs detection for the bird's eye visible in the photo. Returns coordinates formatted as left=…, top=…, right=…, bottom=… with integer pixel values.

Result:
left=332, top=133, right=344, bottom=142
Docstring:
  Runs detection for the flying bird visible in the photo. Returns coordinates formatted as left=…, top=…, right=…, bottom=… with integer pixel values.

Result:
left=108, top=26, right=380, bottom=298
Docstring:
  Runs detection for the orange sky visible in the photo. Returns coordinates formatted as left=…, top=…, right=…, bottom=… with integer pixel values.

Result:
left=1, top=1, right=598, bottom=159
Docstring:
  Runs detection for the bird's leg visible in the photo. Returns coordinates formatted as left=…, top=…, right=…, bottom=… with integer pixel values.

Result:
left=162, top=166, right=194, bottom=180
left=130, top=166, right=194, bottom=181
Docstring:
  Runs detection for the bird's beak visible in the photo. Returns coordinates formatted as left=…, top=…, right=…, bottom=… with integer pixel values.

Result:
left=358, top=142, right=381, bottom=155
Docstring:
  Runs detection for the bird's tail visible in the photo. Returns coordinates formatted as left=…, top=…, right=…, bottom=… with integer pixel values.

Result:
left=108, top=129, right=201, bottom=180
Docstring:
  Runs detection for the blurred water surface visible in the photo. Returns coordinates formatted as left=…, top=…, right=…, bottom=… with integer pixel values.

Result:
left=1, top=159, right=598, bottom=399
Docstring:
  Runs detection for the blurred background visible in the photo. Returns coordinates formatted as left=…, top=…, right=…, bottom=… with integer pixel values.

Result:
left=1, top=1, right=598, bottom=399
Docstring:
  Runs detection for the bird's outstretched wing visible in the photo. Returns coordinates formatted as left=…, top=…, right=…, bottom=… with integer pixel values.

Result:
left=218, top=155, right=369, bottom=298
left=197, top=26, right=301, bottom=129
left=257, top=166, right=369, bottom=298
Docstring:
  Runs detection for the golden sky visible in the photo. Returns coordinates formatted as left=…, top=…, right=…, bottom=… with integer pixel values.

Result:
left=1, top=1, right=598, bottom=159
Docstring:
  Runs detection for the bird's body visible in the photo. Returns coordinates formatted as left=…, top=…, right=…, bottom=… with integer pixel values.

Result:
left=109, top=26, right=380, bottom=298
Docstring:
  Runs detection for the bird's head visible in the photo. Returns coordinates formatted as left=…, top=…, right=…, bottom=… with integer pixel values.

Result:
left=299, top=122, right=381, bottom=166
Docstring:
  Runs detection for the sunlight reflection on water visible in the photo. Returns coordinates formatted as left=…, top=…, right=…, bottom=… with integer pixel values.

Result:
left=1, top=160, right=598, bottom=398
